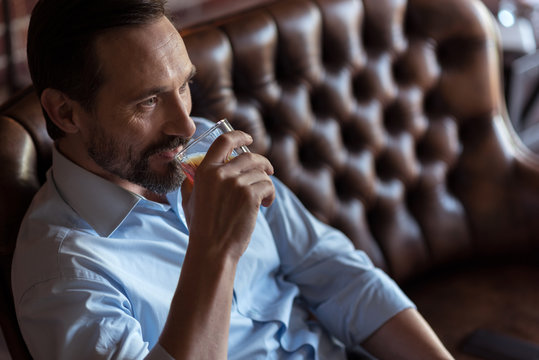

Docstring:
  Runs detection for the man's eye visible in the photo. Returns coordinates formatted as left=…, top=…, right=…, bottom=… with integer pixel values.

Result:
left=180, top=80, right=192, bottom=93
left=141, top=97, right=158, bottom=107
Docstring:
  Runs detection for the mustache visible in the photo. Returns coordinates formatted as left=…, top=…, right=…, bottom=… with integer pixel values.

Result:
left=144, top=136, right=190, bottom=157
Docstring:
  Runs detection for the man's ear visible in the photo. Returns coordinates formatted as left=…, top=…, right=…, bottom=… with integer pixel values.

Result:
left=40, top=88, right=80, bottom=134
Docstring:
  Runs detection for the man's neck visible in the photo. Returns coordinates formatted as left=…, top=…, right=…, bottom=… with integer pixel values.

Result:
left=142, top=190, right=170, bottom=205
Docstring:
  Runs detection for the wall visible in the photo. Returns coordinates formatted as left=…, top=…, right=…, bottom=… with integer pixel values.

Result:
left=0, top=0, right=36, bottom=104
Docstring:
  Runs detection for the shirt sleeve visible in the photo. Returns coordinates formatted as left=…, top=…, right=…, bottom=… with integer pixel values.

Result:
left=261, top=177, right=415, bottom=346
left=146, top=344, right=175, bottom=360
left=15, top=275, right=174, bottom=360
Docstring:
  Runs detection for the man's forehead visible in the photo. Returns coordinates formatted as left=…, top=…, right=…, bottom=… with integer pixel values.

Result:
left=93, top=17, right=190, bottom=88
left=95, top=17, right=183, bottom=56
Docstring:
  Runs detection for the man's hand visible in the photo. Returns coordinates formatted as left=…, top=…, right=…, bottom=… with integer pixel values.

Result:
left=181, top=129, right=275, bottom=261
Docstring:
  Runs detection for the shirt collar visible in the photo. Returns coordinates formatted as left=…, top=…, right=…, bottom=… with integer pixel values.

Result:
left=51, top=147, right=142, bottom=237
left=50, top=117, right=212, bottom=237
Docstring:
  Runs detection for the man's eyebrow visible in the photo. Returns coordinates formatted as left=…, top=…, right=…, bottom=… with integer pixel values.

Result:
left=132, top=66, right=197, bottom=102
left=186, top=66, right=197, bottom=83
left=134, top=86, right=167, bottom=102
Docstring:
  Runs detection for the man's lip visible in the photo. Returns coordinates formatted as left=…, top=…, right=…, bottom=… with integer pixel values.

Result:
left=157, top=146, right=184, bottom=160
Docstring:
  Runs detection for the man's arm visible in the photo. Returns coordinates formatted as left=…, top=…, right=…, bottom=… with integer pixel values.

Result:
left=261, top=179, right=452, bottom=359
left=362, top=308, right=454, bottom=359
left=159, top=243, right=238, bottom=359
left=158, top=130, right=275, bottom=359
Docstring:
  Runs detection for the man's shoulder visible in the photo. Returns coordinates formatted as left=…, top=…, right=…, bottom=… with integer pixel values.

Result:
left=20, top=173, right=93, bottom=235
left=12, top=176, right=98, bottom=300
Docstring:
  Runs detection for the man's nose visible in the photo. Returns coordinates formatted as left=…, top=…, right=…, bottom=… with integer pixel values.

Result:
left=162, top=96, right=196, bottom=138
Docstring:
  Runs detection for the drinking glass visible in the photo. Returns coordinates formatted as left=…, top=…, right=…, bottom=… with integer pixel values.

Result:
left=176, top=119, right=250, bottom=184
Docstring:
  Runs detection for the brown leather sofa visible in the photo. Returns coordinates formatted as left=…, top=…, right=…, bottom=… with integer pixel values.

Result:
left=1, top=0, right=539, bottom=358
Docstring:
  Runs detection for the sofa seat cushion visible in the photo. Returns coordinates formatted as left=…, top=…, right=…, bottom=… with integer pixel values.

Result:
left=405, top=261, right=539, bottom=358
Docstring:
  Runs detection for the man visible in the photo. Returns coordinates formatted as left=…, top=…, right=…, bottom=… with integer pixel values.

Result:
left=12, top=0, right=453, bottom=358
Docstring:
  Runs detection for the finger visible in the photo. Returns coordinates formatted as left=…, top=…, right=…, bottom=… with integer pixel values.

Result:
left=251, top=178, right=276, bottom=208
left=231, top=168, right=276, bottom=207
left=203, top=131, right=253, bottom=164
left=226, top=152, right=274, bottom=176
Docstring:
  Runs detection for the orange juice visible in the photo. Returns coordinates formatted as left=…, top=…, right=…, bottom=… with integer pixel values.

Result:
left=179, top=153, right=205, bottom=184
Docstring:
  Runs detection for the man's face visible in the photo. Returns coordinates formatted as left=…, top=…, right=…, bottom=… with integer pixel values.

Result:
left=78, top=16, right=197, bottom=194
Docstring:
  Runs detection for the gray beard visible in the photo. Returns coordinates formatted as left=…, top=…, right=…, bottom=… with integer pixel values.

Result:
left=86, top=127, right=188, bottom=195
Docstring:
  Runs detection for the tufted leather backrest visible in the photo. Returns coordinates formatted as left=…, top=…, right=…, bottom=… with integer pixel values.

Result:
left=0, top=86, right=45, bottom=359
left=2, top=0, right=539, bottom=357
left=182, top=0, right=539, bottom=281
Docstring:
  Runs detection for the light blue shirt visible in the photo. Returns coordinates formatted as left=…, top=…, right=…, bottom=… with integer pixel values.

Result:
left=12, top=118, right=414, bottom=359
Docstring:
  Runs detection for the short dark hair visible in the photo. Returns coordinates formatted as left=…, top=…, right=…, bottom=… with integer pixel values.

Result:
left=27, top=0, right=167, bottom=139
